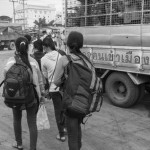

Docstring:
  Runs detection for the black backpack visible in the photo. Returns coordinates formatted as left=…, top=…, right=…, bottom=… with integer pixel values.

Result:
left=62, top=53, right=103, bottom=118
left=0, top=56, right=35, bottom=108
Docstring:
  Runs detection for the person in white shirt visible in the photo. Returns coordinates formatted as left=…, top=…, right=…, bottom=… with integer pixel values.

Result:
left=41, top=36, right=66, bottom=142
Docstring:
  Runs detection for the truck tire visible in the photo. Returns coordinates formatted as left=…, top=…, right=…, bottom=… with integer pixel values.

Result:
left=145, top=83, right=150, bottom=93
left=0, top=45, right=5, bottom=51
left=136, top=84, right=145, bottom=104
left=9, top=41, right=15, bottom=50
left=131, top=84, right=145, bottom=106
left=105, top=72, right=139, bottom=108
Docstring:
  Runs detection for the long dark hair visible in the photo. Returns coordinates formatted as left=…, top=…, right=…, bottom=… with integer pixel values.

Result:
left=24, top=34, right=32, bottom=43
left=15, top=37, right=32, bottom=71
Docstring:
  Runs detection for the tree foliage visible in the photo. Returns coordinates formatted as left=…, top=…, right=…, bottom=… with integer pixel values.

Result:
left=0, top=16, right=12, bottom=21
left=34, top=17, right=47, bottom=28
left=47, top=20, right=55, bottom=26
left=34, top=17, right=55, bottom=28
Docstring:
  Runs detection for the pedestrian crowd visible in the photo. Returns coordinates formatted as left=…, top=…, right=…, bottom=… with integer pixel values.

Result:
left=0, top=29, right=103, bottom=150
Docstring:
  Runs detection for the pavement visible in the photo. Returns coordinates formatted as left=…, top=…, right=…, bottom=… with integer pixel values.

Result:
left=0, top=50, right=150, bottom=150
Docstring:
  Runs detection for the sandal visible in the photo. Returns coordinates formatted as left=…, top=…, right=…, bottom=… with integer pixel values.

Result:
left=56, top=134, right=66, bottom=142
left=12, top=142, right=23, bottom=150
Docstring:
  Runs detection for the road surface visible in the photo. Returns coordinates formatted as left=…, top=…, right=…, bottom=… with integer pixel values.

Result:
left=0, top=51, right=150, bottom=150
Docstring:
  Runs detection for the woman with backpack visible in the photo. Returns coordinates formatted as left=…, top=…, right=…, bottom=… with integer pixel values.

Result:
left=41, top=36, right=66, bottom=142
left=3, top=37, right=45, bottom=150
left=54, top=31, right=87, bottom=150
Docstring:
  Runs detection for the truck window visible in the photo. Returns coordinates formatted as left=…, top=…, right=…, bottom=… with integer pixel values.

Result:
left=66, top=0, right=150, bottom=27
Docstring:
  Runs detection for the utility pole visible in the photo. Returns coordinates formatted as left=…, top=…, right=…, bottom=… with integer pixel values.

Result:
left=9, top=0, right=18, bottom=23
left=19, top=0, right=27, bottom=30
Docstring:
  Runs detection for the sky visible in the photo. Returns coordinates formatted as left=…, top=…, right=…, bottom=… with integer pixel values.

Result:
left=0, top=0, right=62, bottom=18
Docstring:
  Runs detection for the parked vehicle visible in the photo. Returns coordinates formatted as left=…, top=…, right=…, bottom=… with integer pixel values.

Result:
left=65, top=0, right=150, bottom=108
left=0, top=23, right=22, bottom=50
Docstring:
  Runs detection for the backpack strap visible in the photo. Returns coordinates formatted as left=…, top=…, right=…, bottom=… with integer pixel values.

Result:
left=66, top=54, right=87, bottom=66
left=14, top=55, right=28, bottom=69
left=65, top=55, right=72, bottom=63
left=57, top=55, right=72, bottom=85
left=0, top=80, right=4, bottom=87
left=74, top=53, right=93, bottom=68
left=58, top=49, right=66, bottom=56
left=78, top=53, right=94, bottom=67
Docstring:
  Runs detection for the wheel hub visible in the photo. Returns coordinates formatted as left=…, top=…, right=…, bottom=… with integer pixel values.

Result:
left=118, top=85, right=126, bottom=93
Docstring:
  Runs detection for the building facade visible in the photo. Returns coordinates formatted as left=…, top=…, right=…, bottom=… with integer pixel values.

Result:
left=15, top=4, right=56, bottom=29
left=62, top=0, right=65, bottom=25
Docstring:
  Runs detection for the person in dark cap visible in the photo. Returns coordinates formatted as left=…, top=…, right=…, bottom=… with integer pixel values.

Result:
left=54, top=31, right=86, bottom=150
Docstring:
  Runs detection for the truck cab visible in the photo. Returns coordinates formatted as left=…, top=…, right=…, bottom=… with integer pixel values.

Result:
left=0, top=24, right=22, bottom=50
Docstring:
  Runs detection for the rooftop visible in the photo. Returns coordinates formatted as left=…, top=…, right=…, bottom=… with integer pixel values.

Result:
left=16, top=4, right=56, bottom=11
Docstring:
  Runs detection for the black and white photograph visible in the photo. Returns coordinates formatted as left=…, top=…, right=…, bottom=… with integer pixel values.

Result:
left=0, top=0, right=150, bottom=150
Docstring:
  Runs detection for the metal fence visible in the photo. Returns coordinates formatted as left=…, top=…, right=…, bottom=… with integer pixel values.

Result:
left=66, top=0, right=150, bottom=27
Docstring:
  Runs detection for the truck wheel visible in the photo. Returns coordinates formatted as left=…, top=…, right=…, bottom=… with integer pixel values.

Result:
left=136, top=84, right=145, bottom=104
left=105, top=72, right=139, bottom=108
left=0, top=45, right=5, bottom=51
left=9, top=42, right=15, bottom=50
left=145, top=83, right=150, bottom=93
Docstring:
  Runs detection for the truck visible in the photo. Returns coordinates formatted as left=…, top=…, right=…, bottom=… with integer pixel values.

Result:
left=65, top=0, right=150, bottom=108
left=0, top=23, right=22, bottom=50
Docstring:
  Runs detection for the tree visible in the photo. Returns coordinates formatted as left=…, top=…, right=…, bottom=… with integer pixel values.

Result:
left=34, top=17, right=47, bottom=29
left=48, top=20, right=55, bottom=26
left=0, top=16, right=12, bottom=22
left=34, top=17, right=56, bottom=29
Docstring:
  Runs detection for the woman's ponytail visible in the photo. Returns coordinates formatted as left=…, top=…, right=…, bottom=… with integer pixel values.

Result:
left=71, top=42, right=81, bottom=53
left=19, top=41, right=28, bottom=56
left=15, top=37, right=32, bottom=71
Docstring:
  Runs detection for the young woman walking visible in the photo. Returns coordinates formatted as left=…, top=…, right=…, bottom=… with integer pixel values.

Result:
left=3, top=37, right=45, bottom=150
left=54, top=31, right=86, bottom=150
